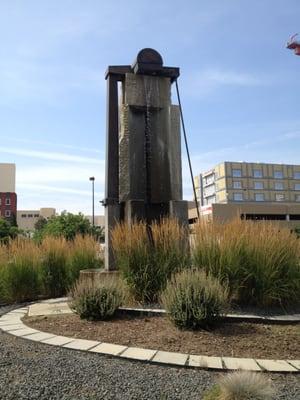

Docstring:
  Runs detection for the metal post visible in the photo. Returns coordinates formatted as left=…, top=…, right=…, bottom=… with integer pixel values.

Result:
left=89, top=176, right=95, bottom=227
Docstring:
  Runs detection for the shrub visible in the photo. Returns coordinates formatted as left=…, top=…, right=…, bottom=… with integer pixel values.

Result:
left=203, top=371, right=275, bottom=400
left=112, top=219, right=189, bottom=303
left=192, top=219, right=300, bottom=307
left=4, top=239, right=42, bottom=302
left=69, top=276, right=127, bottom=320
left=40, top=237, right=70, bottom=297
left=161, top=269, right=229, bottom=329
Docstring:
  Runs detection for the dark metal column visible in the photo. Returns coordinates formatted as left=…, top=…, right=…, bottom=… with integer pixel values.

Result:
left=104, top=74, right=120, bottom=270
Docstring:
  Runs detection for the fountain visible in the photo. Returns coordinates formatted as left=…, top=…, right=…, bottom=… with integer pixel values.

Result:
left=104, top=48, right=188, bottom=270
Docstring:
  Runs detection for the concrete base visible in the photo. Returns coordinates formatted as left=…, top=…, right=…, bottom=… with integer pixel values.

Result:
left=169, top=200, right=189, bottom=226
left=79, top=269, right=120, bottom=283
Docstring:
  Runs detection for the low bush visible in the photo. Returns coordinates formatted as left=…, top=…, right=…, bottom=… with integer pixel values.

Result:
left=161, top=269, right=229, bottom=329
left=192, top=219, right=300, bottom=307
left=112, top=219, right=189, bottom=303
left=203, top=371, right=275, bottom=400
left=69, top=276, right=127, bottom=320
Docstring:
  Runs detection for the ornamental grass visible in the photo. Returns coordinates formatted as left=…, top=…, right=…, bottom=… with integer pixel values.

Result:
left=0, top=235, right=100, bottom=304
left=111, top=219, right=189, bottom=303
left=192, top=219, right=300, bottom=307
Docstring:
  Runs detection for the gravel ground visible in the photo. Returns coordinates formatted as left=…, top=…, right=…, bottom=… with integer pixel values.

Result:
left=1, top=307, right=299, bottom=400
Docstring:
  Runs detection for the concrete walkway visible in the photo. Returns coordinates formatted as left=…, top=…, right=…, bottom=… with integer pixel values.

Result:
left=0, top=302, right=299, bottom=373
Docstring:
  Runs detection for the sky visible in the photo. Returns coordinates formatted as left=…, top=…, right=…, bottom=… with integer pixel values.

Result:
left=0, top=0, right=299, bottom=215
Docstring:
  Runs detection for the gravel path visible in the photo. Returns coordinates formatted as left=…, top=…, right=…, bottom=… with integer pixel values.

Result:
left=0, top=307, right=299, bottom=399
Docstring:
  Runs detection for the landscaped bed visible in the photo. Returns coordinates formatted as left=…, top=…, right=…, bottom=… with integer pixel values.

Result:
left=23, top=313, right=300, bottom=359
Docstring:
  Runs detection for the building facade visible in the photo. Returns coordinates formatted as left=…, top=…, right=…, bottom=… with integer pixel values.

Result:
left=0, top=163, right=17, bottom=221
left=17, top=208, right=56, bottom=231
left=191, top=162, right=300, bottom=226
left=195, top=162, right=300, bottom=206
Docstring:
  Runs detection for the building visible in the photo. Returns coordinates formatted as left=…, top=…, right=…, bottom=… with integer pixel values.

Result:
left=0, top=163, right=17, bottom=221
left=17, top=208, right=56, bottom=231
left=191, top=161, right=300, bottom=226
left=86, top=215, right=105, bottom=229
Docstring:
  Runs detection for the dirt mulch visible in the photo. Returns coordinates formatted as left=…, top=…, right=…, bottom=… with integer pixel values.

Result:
left=23, top=314, right=300, bottom=359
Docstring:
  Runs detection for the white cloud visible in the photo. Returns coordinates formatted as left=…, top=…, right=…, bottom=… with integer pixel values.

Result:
left=0, top=146, right=103, bottom=164
left=182, top=67, right=270, bottom=98
left=18, top=183, right=103, bottom=197
left=17, top=165, right=104, bottom=185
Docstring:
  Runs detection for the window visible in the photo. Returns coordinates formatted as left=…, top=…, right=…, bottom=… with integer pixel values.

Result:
left=5, top=198, right=11, bottom=205
left=274, top=171, right=283, bottom=179
left=233, top=181, right=242, bottom=189
left=5, top=210, right=11, bottom=217
left=21, top=214, right=27, bottom=218
left=296, top=195, right=300, bottom=202
left=253, top=169, right=263, bottom=178
left=294, top=172, right=300, bottom=179
left=275, top=182, right=284, bottom=190
left=255, top=193, right=264, bottom=201
left=233, top=193, right=243, bottom=201
left=34, top=214, right=40, bottom=218
left=27, top=214, right=33, bottom=218
left=232, top=169, right=242, bottom=178
left=275, top=194, right=285, bottom=202
left=254, top=182, right=263, bottom=189
left=295, top=184, right=300, bottom=191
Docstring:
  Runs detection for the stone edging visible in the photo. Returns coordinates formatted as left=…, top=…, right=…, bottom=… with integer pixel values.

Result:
left=0, top=305, right=299, bottom=373
left=118, top=307, right=300, bottom=324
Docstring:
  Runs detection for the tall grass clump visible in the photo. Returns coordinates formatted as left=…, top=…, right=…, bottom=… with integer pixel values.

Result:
left=40, top=237, right=70, bottom=297
left=112, top=219, right=189, bottom=303
left=192, top=219, right=300, bottom=307
left=4, top=239, right=42, bottom=303
left=69, top=276, right=127, bottom=320
left=203, top=371, right=275, bottom=400
left=161, top=269, right=229, bottom=329
left=68, top=235, right=101, bottom=282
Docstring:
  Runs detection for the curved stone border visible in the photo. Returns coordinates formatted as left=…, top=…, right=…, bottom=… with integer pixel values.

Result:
left=118, top=307, right=300, bottom=324
left=0, top=305, right=299, bottom=373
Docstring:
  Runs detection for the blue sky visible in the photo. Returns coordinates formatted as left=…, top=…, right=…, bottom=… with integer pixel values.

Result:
left=0, top=0, right=299, bottom=215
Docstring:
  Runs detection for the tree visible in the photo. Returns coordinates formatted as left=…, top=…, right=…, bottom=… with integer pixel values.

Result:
left=0, top=218, right=10, bottom=240
left=34, top=216, right=48, bottom=232
left=35, top=212, right=95, bottom=241
left=0, top=217, right=20, bottom=242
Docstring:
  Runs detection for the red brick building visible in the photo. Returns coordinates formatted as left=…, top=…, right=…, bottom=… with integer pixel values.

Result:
left=0, top=163, right=17, bottom=223
left=0, top=192, right=17, bottom=222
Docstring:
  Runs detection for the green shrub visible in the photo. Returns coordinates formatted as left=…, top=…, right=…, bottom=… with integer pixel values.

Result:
left=203, top=371, right=275, bottom=400
left=161, top=269, right=229, bottom=329
left=69, top=276, right=127, bottom=320
left=112, top=219, right=189, bottom=303
left=41, top=237, right=70, bottom=297
left=192, top=219, right=300, bottom=307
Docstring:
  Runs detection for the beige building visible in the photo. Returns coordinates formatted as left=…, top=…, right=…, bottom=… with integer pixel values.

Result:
left=17, top=208, right=56, bottom=231
left=195, top=161, right=300, bottom=206
left=0, top=163, right=16, bottom=192
left=191, top=162, right=300, bottom=227
left=86, top=215, right=105, bottom=229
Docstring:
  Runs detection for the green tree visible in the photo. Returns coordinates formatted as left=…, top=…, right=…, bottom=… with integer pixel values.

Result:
left=0, top=218, right=10, bottom=241
left=0, top=217, right=20, bottom=242
left=34, top=216, right=48, bottom=232
left=35, top=212, right=95, bottom=241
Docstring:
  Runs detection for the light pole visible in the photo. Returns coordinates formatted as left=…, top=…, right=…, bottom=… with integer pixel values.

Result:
left=89, top=177, right=95, bottom=227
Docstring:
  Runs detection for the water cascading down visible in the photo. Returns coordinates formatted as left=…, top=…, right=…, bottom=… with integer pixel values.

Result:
left=103, top=48, right=188, bottom=270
